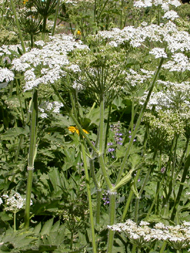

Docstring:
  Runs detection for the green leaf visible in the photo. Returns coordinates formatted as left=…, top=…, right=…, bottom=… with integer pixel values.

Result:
left=41, top=218, right=54, bottom=235
left=51, top=220, right=60, bottom=232
left=1, top=126, right=29, bottom=140
left=0, top=82, right=8, bottom=89
left=33, top=222, right=42, bottom=234
left=48, top=167, right=61, bottom=192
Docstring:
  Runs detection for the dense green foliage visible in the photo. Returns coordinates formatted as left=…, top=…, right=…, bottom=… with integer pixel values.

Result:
left=1, top=0, right=190, bottom=252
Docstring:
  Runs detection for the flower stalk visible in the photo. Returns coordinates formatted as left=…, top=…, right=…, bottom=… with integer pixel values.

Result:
left=24, top=89, right=38, bottom=228
left=81, top=143, right=97, bottom=253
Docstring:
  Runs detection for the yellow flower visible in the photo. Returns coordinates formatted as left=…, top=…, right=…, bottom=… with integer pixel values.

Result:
left=68, top=126, right=89, bottom=136
left=77, top=30, right=81, bottom=35
left=23, top=0, right=29, bottom=4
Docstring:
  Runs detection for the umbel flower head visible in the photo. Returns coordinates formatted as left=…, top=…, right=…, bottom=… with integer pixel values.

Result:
left=0, top=191, right=32, bottom=213
left=68, top=42, right=127, bottom=104
left=11, top=34, right=89, bottom=91
left=108, top=220, right=190, bottom=250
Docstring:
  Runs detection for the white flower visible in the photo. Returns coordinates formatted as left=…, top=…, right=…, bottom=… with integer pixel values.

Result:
left=39, top=101, right=64, bottom=118
left=163, top=53, right=190, bottom=72
left=149, top=48, right=167, bottom=58
left=134, top=0, right=152, bottom=8
left=163, top=10, right=179, bottom=21
left=170, top=0, right=181, bottom=7
left=73, top=80, right=83, bottom=90
left=34, top=40, right=45, bottom=47
left=67, top=64, right=81, bottom=72
left=11, top=34, right=89, bottom=91
left=2, top=192, right=31, bottom=212
left=109, top=41, right=118, bottom=47
left=0, top=68, right=14, bottom=83
left=161, top=3, right=169, bottom=11
left=24, top=69, right=36, bottom=82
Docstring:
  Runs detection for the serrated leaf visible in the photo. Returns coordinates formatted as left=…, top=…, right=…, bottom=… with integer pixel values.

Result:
left=41, top=218, right=54, bottom=235
left=51, top=220, right=60, bottom=232
left=48, top=168, right=61, bottom=192
left=33, top=222, right=42, bottom=234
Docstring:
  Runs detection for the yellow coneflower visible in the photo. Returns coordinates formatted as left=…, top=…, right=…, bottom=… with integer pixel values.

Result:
left=68, top=126, right=89, bottom=136
left=76, top=30, right=81, bottom=35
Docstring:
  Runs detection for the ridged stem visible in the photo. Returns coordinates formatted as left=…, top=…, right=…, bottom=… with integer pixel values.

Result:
left=24, top=89, right=38, bottom=228
left=116, top=57, right=164, bottom=184
left=10, top=0, right=26, bottom=53
left=81, top=144, right=97, bottom=253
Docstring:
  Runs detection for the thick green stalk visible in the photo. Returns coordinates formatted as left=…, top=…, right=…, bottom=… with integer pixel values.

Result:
left=121, top=168, right=141, bottom=221
left=24, top=89, right=38, bottom=228
left=96, top=189, right=102, bottom=224
left=98, top=94, right=112, bottom=189
left=134, top=167, right=151, bottom=223
left=81, top=144, right=97, bottom=253
left=10, top=0, right=26, bottom=53
left=159, top=241, right=167, bottom=253
left=104, top=103, right=111, bottom=158
left=116, top=57, right=164, bottom=184
left=99, top=155, right=112, bottom=189
left=99, top=94, right=104, bottom=155
left=14, top=212, right=17, bottom=232
left=132, top=244, right=137, bottom=253
left=107, top=193, right=116, bottom=253
left=170, top=154, right=190, bottom=220
left=52, top=0, right=60, bottom=36
left=121, top=189, right=134, bottom=221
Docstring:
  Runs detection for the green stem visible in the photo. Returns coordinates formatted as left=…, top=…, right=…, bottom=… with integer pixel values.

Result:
left=10, top=0, right=26, bottom=53
left=121, top=168, right=141, bottom=221
left=52, top=0, right=60, bottom=36
left=81, top=144, right=97, bottom=253
left=116, top=57, right=164, bottom=184
left=14, top=212, right=17, bottom=232
left=99, top=155, right=112, bottom=189
left=50, top=83, right=98, bottom=154
left=132, top=245, right=137, bottom=253
left=99, top=94, right=104, bottom=155
left=42, top=16, right=47, bottom=40
left=96, top=189, right=102, bottom=224
left=98, top=94, right=112, bottom=188
left=31, top=33, right=34, bottom=48
left=121, top=189, right=134, bottom=221
left=159, top=241, right=167, bottom=253
left=104, top=103, right=111, bottom=158
left=170, top=154, right=190, bottom=221
left=24, top=89, right=38, bottom=228
left=107, top=193, right=116, bottom=253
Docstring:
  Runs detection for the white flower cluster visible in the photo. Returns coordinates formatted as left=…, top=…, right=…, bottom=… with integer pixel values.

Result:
left=163, top=10, right=179, bottom=20
left=11, top=34, right=89, bottom=91
left=0, top=67, right=14, bottom=83
left=163, top=53, right=190, bottom=72
left=125, top=68, right=154, bottom=88
left=0, top=44, right=27, bottom=56
left=134, top=0, right=181, bottom=11
left=0, top=192, right=32, bottom=212
left=149, top=47, right=167, bottom=58
left=140, top=81, right=190, bottom=111
left=97, top=21, right=190, bottom=64
left=39, top=101, right=64, bottom=118
left=108, top=220, right=190, bottom=249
